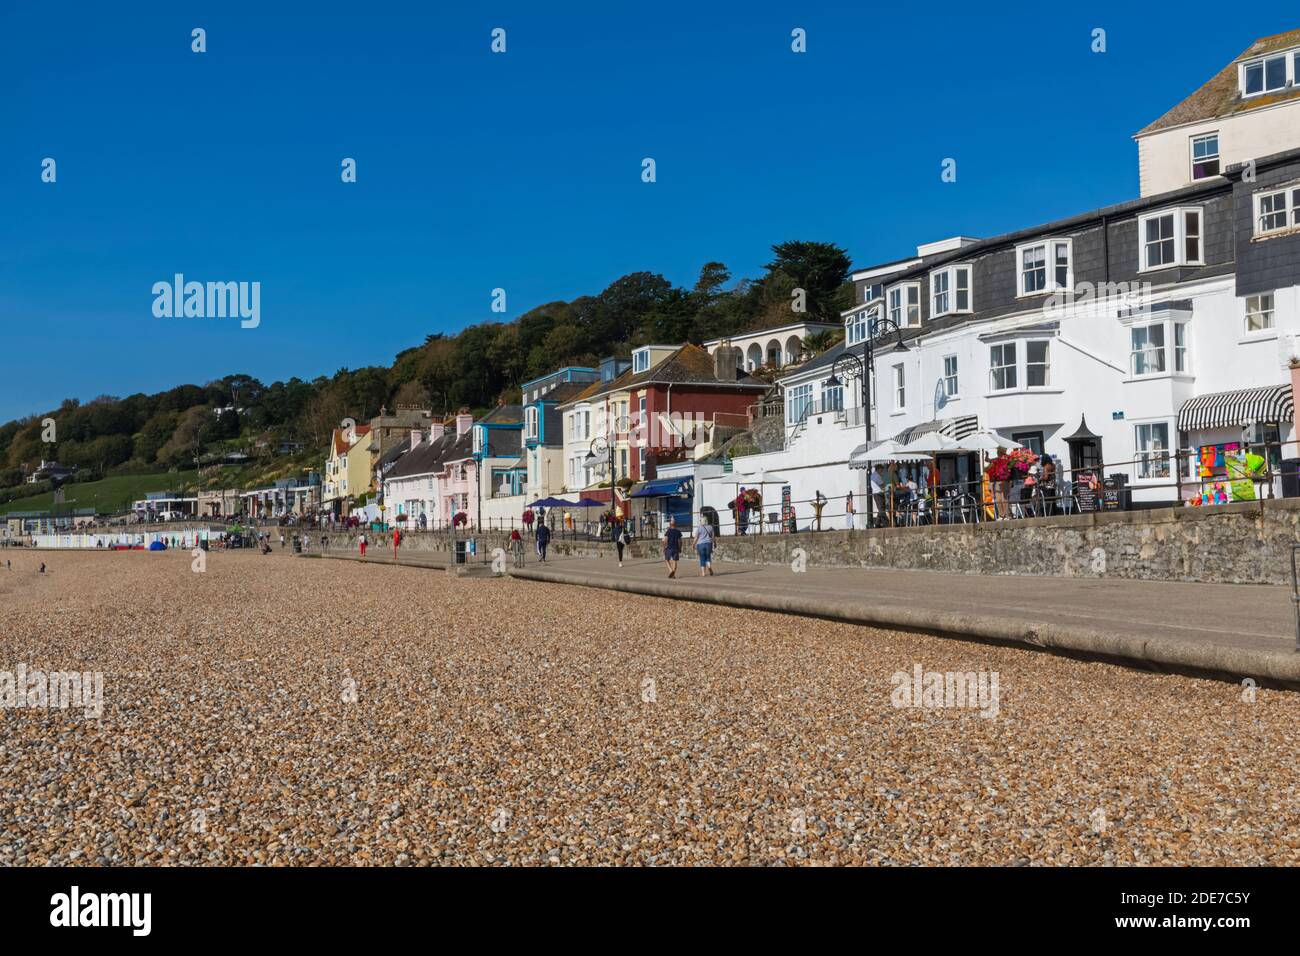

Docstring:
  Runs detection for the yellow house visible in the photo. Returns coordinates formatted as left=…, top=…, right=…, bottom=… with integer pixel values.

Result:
left=322, top=424, right=373, bottom=514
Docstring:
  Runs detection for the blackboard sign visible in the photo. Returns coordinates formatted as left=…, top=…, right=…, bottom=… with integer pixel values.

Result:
left=1074, top=485, right=1097, bottom=512
left=1102, top=488, right=1123, bottom=511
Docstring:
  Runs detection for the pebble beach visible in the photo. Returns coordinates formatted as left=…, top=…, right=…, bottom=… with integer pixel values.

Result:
left=2, top=549, right=1298, bottom=866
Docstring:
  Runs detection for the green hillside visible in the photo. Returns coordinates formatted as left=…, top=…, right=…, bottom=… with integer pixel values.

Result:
left=0, top=471, right=196, bottom=516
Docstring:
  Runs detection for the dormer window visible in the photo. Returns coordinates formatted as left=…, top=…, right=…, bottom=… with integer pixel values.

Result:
left=845, top=309, right=868, bottom=346
left=632, top=349, right=651, bottom=373
left=1240, top=49, right=1294, bottom=97
left=929, top=265, right=972, bottom=317
left=525, top=406, right=539, bottom=440
left=886, top=283, right=921, bottom=328
left=862, top=282, right=883, bottom=303
left=1016, top=239, right=1072, bottom=296
left=1253, top=184, right=1300, bottom=237
left=472, top=427, right=484, bottom=455
left=1138, top=207, right=1203, bottom=270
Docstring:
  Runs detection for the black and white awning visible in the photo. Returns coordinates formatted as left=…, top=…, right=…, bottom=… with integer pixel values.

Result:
left=893, top=414, right=979, bottom=443
left=1176, top=384, right=1294, bottom=432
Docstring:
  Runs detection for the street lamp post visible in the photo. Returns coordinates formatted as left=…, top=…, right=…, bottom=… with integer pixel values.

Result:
left=585, top=434, right=617, bottom=537
left=823, top=314, right=908, bottom=531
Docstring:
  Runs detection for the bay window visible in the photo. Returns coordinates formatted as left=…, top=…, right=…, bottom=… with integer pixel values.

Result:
left=1139, top=207, right=1203, bottom=270
left=989, top=343, right=1017, bottom=391
left=1130, top=323, right=1166, bottom=375
left=1026, top=341, right=1050, bottom=388
left=846, top=309, right=870, bottom=346
left=525, top=406, right=539, bottom=440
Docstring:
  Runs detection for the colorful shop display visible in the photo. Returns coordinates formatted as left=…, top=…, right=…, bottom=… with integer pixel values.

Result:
left=1188, top=442, right=1267, bottom=505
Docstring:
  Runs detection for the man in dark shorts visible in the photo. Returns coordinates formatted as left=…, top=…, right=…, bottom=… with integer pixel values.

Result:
left=535, top=521, right=551, bottom=562
left=661, top=517, right=682, bottom=578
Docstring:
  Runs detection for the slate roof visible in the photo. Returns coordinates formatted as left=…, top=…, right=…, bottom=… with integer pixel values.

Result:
left=1137, top=29, right=1300, bottom=136
left=556, top=344, right=766, bottom=407
left=480, top=404, right=523, bottom=425
left=385, top=429, right=469, bottom=480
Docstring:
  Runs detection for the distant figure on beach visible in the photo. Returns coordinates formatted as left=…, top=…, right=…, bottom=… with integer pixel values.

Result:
left=359, top=532, right=367, bottom=557
left=279, top=532, right=285, bottom=549
left=39, top=562, right=46, bottom=573
left=535, top=522, right=551, bottom=562
left=662, top=518, right=682, bottom=578
left=693, top=518, right=714, bottom=577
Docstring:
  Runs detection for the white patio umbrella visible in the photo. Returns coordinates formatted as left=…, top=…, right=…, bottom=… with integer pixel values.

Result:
left=848, top=439, right=907, bottom=468
left=904, top=432, right=963, bottom=453
left=954, top=430, right=1023, bottom=453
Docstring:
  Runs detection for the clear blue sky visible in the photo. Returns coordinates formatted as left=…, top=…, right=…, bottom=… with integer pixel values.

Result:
left=1, top=1, right=1291, bottom=422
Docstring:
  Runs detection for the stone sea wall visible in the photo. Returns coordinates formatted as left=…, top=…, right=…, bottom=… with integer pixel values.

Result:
left=319, top=498, right=1300, bottom=585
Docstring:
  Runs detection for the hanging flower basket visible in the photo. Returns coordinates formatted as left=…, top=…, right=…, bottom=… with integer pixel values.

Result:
left=987, top=448, right=1039, bottom=482
left=452, top=511, right=468, bottom=527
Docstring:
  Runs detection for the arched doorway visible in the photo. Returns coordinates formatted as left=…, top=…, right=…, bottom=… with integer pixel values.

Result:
left=785, top=335, right=802, bottom=364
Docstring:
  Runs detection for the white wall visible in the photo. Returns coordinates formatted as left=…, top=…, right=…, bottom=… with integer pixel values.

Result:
left=1137, top=100, right=1300, bottom=197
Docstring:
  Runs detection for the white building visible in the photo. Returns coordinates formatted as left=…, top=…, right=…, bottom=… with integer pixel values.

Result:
left=1137, top=29, right=1300, bottom=197
left=699, top=33, right=1300, bottom=533
left=703, top=320, right=841, bottom=371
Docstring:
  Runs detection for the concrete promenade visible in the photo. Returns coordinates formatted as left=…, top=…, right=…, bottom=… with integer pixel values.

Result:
left=502, top=553, right=1300, bottom=686
left=309, top=546, right=1300, bottom=684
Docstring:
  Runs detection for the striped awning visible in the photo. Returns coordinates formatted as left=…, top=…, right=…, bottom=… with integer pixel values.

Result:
left=1176, top=384, right=1294, bottom=432
left=893, top=414, right=979, bottom=443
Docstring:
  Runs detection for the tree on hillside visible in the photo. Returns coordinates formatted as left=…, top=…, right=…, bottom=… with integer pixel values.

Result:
left=763, top=241, right=852, bottom=322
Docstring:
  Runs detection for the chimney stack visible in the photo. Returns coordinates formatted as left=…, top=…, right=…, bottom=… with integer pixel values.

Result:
left=429, top=421, right=446, bottom=441
left=455, top=410, right=474, bottom=436
left=409, top=428, right=423, bottom=450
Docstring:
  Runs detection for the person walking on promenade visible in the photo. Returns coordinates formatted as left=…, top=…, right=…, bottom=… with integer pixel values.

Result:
left=359, top=531, right=368, bottom=557
left=693, top=517, right=714, bottom=576
left=615, top=524, right=629, bottom=567
left=662, top=517, right=682, bottom=578
left=535, top=521, right=551, bottom=562
left=510, top=528, right=523, bottom=567
left=279, top=531, right=285, bottom=550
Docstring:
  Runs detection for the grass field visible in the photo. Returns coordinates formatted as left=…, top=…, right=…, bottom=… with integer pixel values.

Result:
left=0, top=470, right=196, bottom=515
